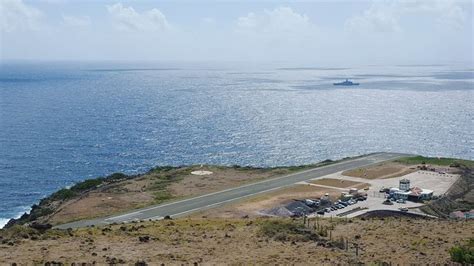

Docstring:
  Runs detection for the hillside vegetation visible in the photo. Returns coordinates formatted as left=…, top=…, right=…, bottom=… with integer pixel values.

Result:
left=0, top=217, right=472, bottom=264
left=396, top=155, right=474, bottom=168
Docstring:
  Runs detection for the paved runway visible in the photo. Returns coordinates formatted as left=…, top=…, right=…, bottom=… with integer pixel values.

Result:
left=55, top=152, right=410, bottom=229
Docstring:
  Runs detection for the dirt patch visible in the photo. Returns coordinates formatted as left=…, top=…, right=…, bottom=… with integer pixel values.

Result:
left=48, top=192, right=154, bottom=224
left=342, top=162, right=417, bottom=179
left=192, top=184, right=341, bottom=219
left=26, top=166, right=303, bottom=225
left=167, top=166, right=274, bottom=198
left=309, top=178, right=370, bottom=189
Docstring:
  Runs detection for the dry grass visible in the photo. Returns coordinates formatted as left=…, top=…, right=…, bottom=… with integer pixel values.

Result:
left=309, top=178, right=370, bottom=189
left=39, top=166, right=293, bottom=225
left=342, top=162, right=417, bottom=179
left=1, top=217, right=471, bottom=265
left=192, top=184, right=342, bottom=219
left=330, top=218, right=474, bottom=263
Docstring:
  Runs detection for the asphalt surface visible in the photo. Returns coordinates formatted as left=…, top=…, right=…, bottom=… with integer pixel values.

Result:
left=55, top=152, right=410, bottom=229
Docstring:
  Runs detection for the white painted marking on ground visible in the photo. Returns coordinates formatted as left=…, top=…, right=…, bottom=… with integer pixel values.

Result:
left=148, top=186, right=284, bottom=220
left=103, top=153, right=388, bottom=220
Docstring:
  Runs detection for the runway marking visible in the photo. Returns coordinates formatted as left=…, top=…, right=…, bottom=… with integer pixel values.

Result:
left=102, top=153, right=389, bottom=220
left=105, top=212, right=143, bottom=222
left=148, top=186, right=284, bottom=220
left=55, top=153, right=411, bottom=228
left=109, top=154, right=406, bottom=220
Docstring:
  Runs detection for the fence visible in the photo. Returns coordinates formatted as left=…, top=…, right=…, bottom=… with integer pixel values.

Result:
left=301, top=215, right=364, bottom=258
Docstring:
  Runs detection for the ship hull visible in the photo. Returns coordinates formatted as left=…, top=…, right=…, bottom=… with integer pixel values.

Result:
left=333, top=83, right=359, bottom=86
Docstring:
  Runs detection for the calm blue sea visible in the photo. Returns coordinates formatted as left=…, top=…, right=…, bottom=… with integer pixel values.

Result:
left=0, top=61, right=473, bottom=226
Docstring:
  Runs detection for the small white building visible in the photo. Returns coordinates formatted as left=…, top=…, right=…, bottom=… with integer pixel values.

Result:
left=410, top=187, right=433, bottom=200
left=390, top=188, right=410, bottom=200
left=390, top=186, right=433, bottom=201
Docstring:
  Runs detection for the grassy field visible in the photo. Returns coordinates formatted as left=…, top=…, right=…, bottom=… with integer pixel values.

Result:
left=396, top=156, right=474, bottom=168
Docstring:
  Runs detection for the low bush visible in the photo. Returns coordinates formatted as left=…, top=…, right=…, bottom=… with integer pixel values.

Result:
left=106, top=172, right=128, bottom=180
left=449, top=238, right=474, bottom=264
left=50, top=188, right=76, bottom=201
left=153, top=190, right=172, bottom=203
left=396, top=156, right=474, bottom=168
left=29, top=207, right=54, bottom=220
left=147, top=166, right=177, bottom=174
left=259, top=220, right=318, bottom=242
left=70, top=178, right=103, bottom=192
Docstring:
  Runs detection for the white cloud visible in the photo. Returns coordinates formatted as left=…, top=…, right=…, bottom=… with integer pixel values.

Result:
left=345, top=3, right=401, bottom=33
left=236, top=7, right=312, bottom=34
left=399, top=0, right=467, bottom=29
left=106, top=3, right=169, bottom=32
left=62, top=15, right=91, bottom=27
left=345, top=0, right=467, bottom=33
left=0, top=0, right=43, bottom=32
left=232, top=7, right=318, bottom=61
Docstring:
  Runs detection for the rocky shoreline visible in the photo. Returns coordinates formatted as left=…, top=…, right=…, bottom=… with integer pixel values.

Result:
left=3, top=159, right=338, bottom=229
left=5, top=154, right=473, bottom=229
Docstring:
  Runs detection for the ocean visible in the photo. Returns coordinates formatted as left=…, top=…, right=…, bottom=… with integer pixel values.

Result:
left=0, top=61, right=473, bottom=227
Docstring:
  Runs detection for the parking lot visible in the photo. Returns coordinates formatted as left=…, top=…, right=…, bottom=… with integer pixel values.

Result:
left=305, top=170, right=459, bottom=218
left=310, top=193, right=425, bottom=218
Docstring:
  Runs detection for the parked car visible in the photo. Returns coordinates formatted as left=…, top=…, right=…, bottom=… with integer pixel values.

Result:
left=316, top=210, right=325, bottom=215
left=383, top=199, right=394, bottom=205
left=399, top=207, right=408, bottom=212
left=396, top=199, right=406, bottom=204
left=304, top=199, right=317, bottom=207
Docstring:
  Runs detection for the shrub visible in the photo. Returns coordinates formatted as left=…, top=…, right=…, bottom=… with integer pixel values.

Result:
left=153, top=191, right=172, bottom=203
left=29, top=207, right=54, bottom=220
left=449, top=238, right=474, bottom=264
left=50, top=188, right=76, bottom=201
left=259, top=220, right=318, bottom=242
left=396, top=156, right=474, bottom=168
left=148, top=166, right=177, bottom=174
left=70, top=178, right=103, bottom=192
left=106, top=172, right=128, bottom=180
left=1, top=225, right=39, bottom=240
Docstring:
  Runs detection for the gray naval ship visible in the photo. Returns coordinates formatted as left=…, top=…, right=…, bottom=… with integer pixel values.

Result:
left=333, top=79, right=359, bottom=86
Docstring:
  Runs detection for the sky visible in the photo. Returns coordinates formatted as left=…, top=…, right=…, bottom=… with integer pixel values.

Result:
left=0, top=0, right=473, bottom=65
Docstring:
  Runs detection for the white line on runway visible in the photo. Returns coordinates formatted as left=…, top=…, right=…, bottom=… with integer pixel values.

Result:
left=148, top=186, right=284, bottom=220
left=102, top=153, right=388, bottom=221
